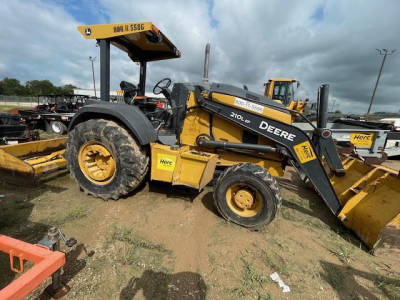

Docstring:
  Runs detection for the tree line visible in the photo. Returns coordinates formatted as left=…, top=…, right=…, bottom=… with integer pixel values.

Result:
left=0, top=78, right=77, bottom=97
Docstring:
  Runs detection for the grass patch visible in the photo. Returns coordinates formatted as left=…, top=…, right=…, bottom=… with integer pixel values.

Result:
left=280, top=207, right=299, bottom=222
left=233, top=258, right=271, bottom=299
left=376, top=280, right=400, bottom=299
left=0, top=194, right=34, bottom=229
left=56, top=203, right=88, bottom=225
left=104, top=225, right=174, bottom=273
left=305, top=219, right=329, bottom=231
left=261, top=250, right=289, bottom=276
left=324, top=239, right=356, bottom=267
left=289, top=197, right=310, bottom=209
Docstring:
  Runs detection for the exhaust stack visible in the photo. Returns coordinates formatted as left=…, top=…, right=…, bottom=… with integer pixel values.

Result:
left=203, top=43, right=211, bottom=83
left=317, top=84, right=329, bottom=129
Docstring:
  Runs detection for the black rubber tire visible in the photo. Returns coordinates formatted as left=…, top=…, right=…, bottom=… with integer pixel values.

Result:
left=207, top=168, right=226, bottom=187
left=65, top=119, right=149, bottom=200
left=50, top=121, right=67, bottom=135
left=214, top=163, right=282, bottom=230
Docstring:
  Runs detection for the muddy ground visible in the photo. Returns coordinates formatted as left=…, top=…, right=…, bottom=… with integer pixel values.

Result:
left=1, top=163, right=399, bottom=299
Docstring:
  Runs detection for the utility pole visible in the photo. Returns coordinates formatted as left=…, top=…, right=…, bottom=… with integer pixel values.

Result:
left=330, top=99, right=336, bottom=113
left=367, top=49, right=396, bottom=115
left=89, top=56, right=97, bottom=97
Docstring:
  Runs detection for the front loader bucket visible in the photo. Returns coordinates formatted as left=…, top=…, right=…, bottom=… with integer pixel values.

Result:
left=0, top=138, right=67, bottom=186
left=328, top=157, right=400, bottom=259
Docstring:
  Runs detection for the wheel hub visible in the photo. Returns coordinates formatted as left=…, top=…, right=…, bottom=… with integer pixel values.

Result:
left=226, top=183, right=263, bottom=218
left=52, top=122, right=61, bottom=132
left=234, top=189, right=254, bottom=209
left=78, top=142, right=116, bottom=184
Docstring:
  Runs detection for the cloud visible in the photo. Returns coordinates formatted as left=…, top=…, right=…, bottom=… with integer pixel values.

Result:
left=0, top=0, right=98, bottom=89
left=0, top=0, right=399, bottom=113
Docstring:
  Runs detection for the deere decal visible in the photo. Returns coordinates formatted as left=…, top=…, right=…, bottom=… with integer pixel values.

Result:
left=293, top=141, right=316, bottom=164
left=157, top=154, right=176, bottom=171
left=350, top=133, right=374, bottom=147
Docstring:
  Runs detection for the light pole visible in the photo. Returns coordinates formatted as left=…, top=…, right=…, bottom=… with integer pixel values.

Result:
left=330, top=99, right=336, bottom=113
left=367, top=49, right=396, bottom=115
left=89, top=56, right=97, bottom=97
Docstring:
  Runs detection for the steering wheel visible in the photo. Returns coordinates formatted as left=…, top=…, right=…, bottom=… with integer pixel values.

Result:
left=153, top=78, right=171, bottom=95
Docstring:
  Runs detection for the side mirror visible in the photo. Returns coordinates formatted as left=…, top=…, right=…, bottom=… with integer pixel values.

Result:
left=243, top=85, right=248, bottom=90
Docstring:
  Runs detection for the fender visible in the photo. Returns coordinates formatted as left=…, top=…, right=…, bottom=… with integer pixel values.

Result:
left=68, top=100, right=157, bottom=145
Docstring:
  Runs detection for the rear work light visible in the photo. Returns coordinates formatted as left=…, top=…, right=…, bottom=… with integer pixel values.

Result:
left=152, top=25, right=159, bottom=34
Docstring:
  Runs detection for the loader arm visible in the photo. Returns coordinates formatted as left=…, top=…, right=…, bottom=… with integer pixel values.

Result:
left=196, top=88, right=342, bottom=215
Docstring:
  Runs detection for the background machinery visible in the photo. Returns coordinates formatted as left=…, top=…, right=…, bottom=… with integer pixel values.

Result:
left=19, top=94, right=90, bottom=135
left=264, top=78, right=316, bottom=122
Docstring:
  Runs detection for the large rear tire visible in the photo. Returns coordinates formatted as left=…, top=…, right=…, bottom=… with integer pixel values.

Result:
left=214, top=163, right=282, bottom=230
left=65, top=119, right=149, bottom=200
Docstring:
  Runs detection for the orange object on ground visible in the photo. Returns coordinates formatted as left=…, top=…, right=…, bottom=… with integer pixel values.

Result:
left=0, top=234, right=66, bottom=300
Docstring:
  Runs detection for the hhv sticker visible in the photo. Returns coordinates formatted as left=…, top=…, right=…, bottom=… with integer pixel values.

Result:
left=293, top=141, right=316, bottom=164
left=350, top=133, right=374, bottom=147
left=157, top=154, right=176, bottom=171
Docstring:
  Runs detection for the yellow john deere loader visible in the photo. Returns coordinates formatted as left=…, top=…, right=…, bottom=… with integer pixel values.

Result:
left=4, top=22, right=395, bottom=258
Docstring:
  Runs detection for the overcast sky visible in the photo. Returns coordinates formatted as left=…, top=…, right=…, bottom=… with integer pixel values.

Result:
left=1, top=0, right=399, bottom=114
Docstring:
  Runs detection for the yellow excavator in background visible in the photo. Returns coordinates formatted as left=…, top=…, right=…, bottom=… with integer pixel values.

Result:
left=0, top=22, right=399, bottom=259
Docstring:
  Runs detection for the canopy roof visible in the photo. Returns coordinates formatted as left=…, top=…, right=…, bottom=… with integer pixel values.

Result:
left=77, top=22, right=181, bottom=62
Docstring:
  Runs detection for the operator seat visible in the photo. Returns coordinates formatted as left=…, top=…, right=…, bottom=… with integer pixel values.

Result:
left=120, top=81, right=140, bottom=104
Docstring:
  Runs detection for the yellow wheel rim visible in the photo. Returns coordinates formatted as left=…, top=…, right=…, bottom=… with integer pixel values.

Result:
left=78, top=141, right=116, bottom=185
left=226, top=183, right=263, bottom=218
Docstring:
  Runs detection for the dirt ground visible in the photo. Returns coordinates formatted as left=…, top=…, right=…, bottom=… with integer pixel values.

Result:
left=1, top=104, right=399, bottom=298
left=1, top=163, right=400, bottom=300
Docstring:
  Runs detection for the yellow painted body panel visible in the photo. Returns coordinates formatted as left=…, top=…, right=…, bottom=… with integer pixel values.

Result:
left=180, top=92, right=210, bottom=146
left=327, top=157, right=400, bottom=258
left=77, top=22, right=180, bottom=62
left=150, top=143, right=217, bottom=190
left=211, top=93, right=292, bottom=124
left=0, top=138, right=67, bottom=186
left=179, top=91, right=285, bottom=177
left=150, top=143, right=182, bottom=183
left=173, top=151, right=217, bottom=189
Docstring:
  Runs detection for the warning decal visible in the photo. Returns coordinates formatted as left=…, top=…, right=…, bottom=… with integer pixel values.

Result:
left=293, top=141, right=316, bottom=164
left=157, top=154, right=176, bottom=171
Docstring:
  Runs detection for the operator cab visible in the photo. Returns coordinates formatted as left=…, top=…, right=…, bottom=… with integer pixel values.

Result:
left=264, top=79, right=299, bottom=107
left=78, top=22, right=181, bottom=133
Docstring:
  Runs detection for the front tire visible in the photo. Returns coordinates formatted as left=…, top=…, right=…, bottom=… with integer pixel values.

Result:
left=214, top=163, right=282, bottom=230
left=65, top=119, right=149, bottom=200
